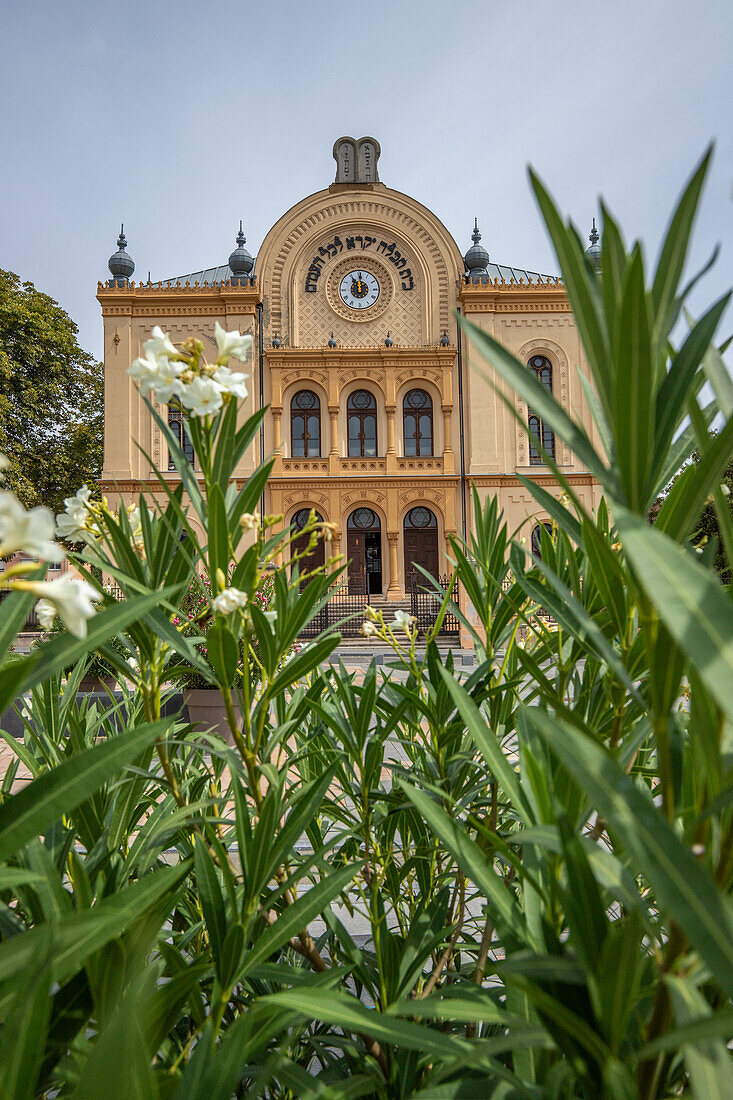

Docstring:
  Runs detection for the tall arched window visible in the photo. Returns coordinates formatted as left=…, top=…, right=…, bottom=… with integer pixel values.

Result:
left=291, top=390, right=321, bottom=457
left=168, top=406, right=194, bottom=470
left=403, top=389, right=433, bottom=456
left=527, top=355, right=555, bottom=464
left=531, top=521, right=553, bottom=560
left=347, top=390, right=377, bottom=457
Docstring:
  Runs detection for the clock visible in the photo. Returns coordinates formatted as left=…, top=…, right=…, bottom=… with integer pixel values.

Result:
left=339, top=269, right=380, bottom=310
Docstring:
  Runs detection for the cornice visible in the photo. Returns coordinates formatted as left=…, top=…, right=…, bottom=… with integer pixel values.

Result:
left=468, top=472, right=596, bottom=487
left=97, top=281, right=262, bottom=313
left=459, top=281, right=569, bottom=312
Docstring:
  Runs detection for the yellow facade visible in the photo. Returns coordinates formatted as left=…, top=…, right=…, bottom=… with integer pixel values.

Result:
left=98, top=137, right=601, bottom=602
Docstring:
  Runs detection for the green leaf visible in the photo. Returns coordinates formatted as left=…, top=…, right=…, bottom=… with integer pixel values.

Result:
left=0, top=924, right=53, bottom=1100
left=205, top=622, right=238, bottom=687
left=526, top=707, right=733, bottom=999
left=239, top=862, right=360, bottom=980
left=617, top=507, right=733, bottom=719
left=194, top=836, right=227, bottom=975
left=0, top=861, right=191, bottom=1008
left=0, top=589, right=37, bottom=660
left=263, top=988, right=473, bottom=1058
left=436, top=666, right=532, bottom=821
left=651, top=146, right=712, bottom=337
left=400, top=781, right=527, bottom=938
left=0, top=719, right=171, bottom=861
left=653, top=295, right=730, bottom=470
left=528, top=169, right=613, bottom=428
left=69, top=986, right=159, bottom=1100
left=207, top=483, right=230, bottom=579
left=613, top=245, right=654, bottom=510
left=665, top=975, right=733, bottom=1100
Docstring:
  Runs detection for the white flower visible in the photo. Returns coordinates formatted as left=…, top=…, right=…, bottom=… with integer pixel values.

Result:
left=150, top=358, right=185, bottom=404
left=179, top=375, right=225, bottom=417
left=392, top=610, right=416, bottom=635
left=240, top=512, right=260, bottom=530
left=0, top=492, right=61, bottom=559
left=27, top=576, right=101, bottom=639
left=361, top=620, right=379, bottom=637
left=212, top=364, right=249, bottom=400
left=722, top=484, right=731, bottom=498
left=263, top=609, right=277, bottom=625
left=143, top=325, right=178, bottom=360
left=211, top=587, right=248, bottom=614
left=0, top=454, right=8, bottom=480
left=214, top=322, right=252, bottom=363
left=55, top=486, right=98, bottom=544
left=128, top=348, right=163, bottom=397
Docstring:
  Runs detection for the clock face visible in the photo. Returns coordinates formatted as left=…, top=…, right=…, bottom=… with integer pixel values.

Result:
left=339, top=269, right=380, bottom=310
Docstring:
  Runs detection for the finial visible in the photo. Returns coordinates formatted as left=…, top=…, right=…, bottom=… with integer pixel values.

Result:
left=328, top=332, right=337, bottom=348
left=384, top=331, right=394, bottom=348
left=440, top=330, right=450, bottom=347
left=228, top=221, right=254, bottom=282
left=147, top=270, right=151, bottom=285
left=589, top=217, right=599, bottom=247
left=272, top=332, right=281, bottom=348
left=472, top=218, right=481, bottom=245
left=108, top=223, right=135, bottom=286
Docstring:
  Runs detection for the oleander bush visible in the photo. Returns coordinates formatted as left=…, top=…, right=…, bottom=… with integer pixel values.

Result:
left=0, top=151, right=731, bottom=1099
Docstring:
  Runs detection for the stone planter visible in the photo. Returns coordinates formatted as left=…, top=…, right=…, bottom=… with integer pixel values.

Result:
left=79, top=675, right=117, bottom=693
left=184, top=688, right=239, bottom=744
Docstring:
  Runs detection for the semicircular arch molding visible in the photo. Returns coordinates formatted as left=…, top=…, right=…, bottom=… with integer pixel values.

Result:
left=256, top=186, right=464, bottom=348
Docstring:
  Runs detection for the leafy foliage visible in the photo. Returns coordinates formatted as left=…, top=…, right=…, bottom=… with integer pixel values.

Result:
left=0, top=268, right=103, bottom=516
left=0, top=152, right=731, bottom=1098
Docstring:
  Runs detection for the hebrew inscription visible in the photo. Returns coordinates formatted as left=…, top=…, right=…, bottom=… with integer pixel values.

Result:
left=305, top=234, right=415, bottom=293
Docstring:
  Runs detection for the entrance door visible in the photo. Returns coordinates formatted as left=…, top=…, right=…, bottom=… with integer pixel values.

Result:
left=347, top=508, right=382, bottom=595
left=404, top=506, right=439, bottom=588
left=291, top=509, right=325, bottom=587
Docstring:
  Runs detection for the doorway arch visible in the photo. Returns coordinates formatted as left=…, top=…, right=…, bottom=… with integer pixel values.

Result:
left=291, top=508, right=325, bottom=585
left=403, top=506, right=439, bottom=588
left=347, top=507, right=382, bottom=595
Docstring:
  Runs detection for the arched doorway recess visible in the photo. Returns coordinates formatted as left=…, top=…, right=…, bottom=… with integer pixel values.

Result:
left=291, top=508, right=325, bottom=585
left=347, top=508, right=382, bottom=595
left=404, top=506, right=439, bottom=586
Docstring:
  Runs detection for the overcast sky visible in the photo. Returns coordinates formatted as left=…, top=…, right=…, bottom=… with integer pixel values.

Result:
left=1, top=0, right=731, bottom=361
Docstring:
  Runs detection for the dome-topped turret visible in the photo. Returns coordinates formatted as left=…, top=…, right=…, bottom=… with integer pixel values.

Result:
left=228, top=221, right=254, bottom=283
left=586, top=217, right=601, bottom=271
left=464, top=218, right=490, bottom=280
left=108, top=224, right=135, bottom=286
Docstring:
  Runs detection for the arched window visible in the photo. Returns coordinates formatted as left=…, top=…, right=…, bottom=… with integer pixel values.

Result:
left=347, top=390, right=377, bottom=457
left=531, top=521, right=553, bottom=560
left=403, top=389, right=433, bottom=456
left=168, top=406, right=194, bottom=470
left=527, top=355, right=555, bottom=464
left=291, top=390, right=321, bottom=457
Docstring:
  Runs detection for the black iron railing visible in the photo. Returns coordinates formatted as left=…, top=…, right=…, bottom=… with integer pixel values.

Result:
left=409, top=572, right=460, bottom=637
left=299, top=581, right=371, bottom=639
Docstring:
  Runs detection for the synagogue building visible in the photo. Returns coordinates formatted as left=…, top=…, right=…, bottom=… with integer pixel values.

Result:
left=98, top=137, right=602, bottom=600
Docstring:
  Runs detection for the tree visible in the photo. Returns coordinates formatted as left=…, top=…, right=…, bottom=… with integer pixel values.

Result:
left=0, top=268, right=103, bottom=518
